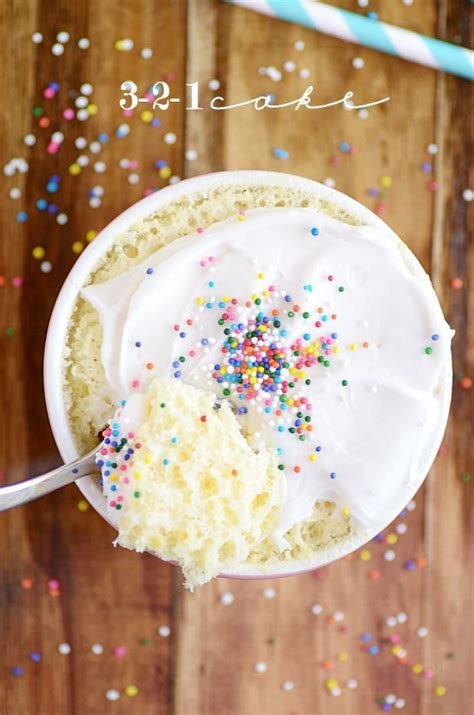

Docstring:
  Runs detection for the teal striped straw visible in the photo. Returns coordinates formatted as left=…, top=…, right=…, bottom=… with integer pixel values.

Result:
left=223, top=0, right=474, bottom=81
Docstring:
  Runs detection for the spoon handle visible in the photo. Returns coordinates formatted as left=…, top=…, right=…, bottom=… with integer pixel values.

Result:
left=0, top=449, right=99, bottom=512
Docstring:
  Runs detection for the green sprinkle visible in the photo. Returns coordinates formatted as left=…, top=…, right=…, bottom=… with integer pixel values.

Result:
left=160, top=403, right=166, bottom=408
left=305, top=379, right=311, bottom=385
left=460, top=472, right=471, bottom=483
left=268, top=637, right=278, bottom=645
left=32, top=107, right=43, bottom=117
left=342, top=379, right=348, bottom=386
left=223, top=388, right=230, bottom=396
left=425, top=347, right=433, bottom=355
left=288, top=311, right=294, bottom=318
left=303, top=311, right=310, bottom=319
left=277, top=464, right=285, bottom=471
left=217, top=318, right=224, bottom=325
left=323, top=360, right=331, bottom=367
left=5, top=327, right=15, bottom=337
left=133, top=491, right=140, bottom=498
left=115, top=504, right=122, bottom=510
left=299, top=435, right=305, bottom=441
left=338, top=286, right=345, bottom=292
left=141, top=638, right=152, bottom=646
left=254, top=298, right=261, bottom=305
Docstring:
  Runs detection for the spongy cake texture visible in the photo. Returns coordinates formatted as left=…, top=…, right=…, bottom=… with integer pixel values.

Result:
left=64, top=182, right=358, bottom=569
left=107, top=378, right=283, bottom=589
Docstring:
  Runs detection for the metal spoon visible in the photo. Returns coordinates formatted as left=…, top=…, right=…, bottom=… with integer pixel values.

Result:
left=0, top=447, right=100, bottom=512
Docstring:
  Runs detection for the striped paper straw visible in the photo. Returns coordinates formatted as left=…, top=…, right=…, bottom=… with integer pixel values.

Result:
left=223, top=0, right=474, bottom=81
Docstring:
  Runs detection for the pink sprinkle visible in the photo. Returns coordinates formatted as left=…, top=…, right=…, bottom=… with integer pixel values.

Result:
left=328, top=275, right=334, bottom=281
left=429, top=181, right=438, bottom=192
left=119, top=465, right=127, bottom=472
left=390, top=634, right=401, bottom=644
left=189, top=350, right=196, bottom=357
left=123, top=477, right=130, bottom=484
left=48, top=579, right=59, bottom=589
left=208, top=256, right=215, bottom=262
left=131, top=380, right=140, bottom=389
left=173, top=324, right=180, bottom=331
left=422, top=668, right=433, bottom=678
left=113, top=646, right=126, bottom=657
left=63, top=108, right=74, bottom=120
left=109, top=500, right=116, bottom=507
left=117, top=496, right=124, bottom=502
left=199, top=260, right=207, bottom=267
left=47, top=143, right=59, bottom=154
left=239, top=210, right=245, bottom=216
left=186, top=319, right=193, bottom=326
left=127, top=432, right=135, bottom=439
left=44, top=87, right=55, bottom=99
left=135, top=442, right=142, bottom=449
left=100, top=448, right=107, bottom=455
left=196, top=227, right=204, bottom=234
left=12, top=277, right=23, bottom=287
left=123, top=109, right=133, bottom=117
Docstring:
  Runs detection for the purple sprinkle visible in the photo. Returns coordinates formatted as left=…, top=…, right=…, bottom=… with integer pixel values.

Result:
left=146, top=267, right=153, bottom=275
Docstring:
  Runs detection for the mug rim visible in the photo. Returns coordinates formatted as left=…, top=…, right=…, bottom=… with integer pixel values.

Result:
left=43, top=169, right=452, bottom=580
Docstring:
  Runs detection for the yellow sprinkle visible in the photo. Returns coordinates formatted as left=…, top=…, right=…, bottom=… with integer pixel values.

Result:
left=287, top=399, right=294, bottom=406
left=309, top=454, right=316, bottom=462
left=387, top=533, right=398, bottom=545
left=337, top=651, right=348, bottom=662
left=197, top=297, right=204, bottom=305
left=237, top=214, right=245, bottom=221
left=140, top=109, right=153, bottom=123
left=77, top=500, right=89, bottom=512
left=68, top=163, right=81, bottom=175
left=325, top=678, right=339, bottom=691
left=144, top=455, right=151, bottom=464
left=114, top=40, right=124, bottom=50
left=350, top=343, right=357, bottom=350
left=392, top=645, right=403, bottom=656
left=124, top=685, right=139, bottom=697
left=341, top=507, right=350, bottom=517
left=159, top=166, right=171, bottom=179
left=435, top=685, right=446, bottom=696
left=359, top=548, right=371, bottom=561
left=333, top=346, right=339, bottom=353
left=412, top=663, right=423, bottom=674
left=313, top=341, right=320, bottom=348
left=86, top=229, right=97, bottom=242
left=109, top=475, right=119, bottom=482
left=223, top=295, right=230, bottom=302
left=258, top=272, right=264, bottom=279
left=134, top=471, right=141, bottom=480
left=290, top=368, right=297, bottom=375
left=72, top=241, right=84, bottom=254
left=87, top=103, right=98, bottom=115
left=32, top=246, right=45, bottom=259
left=298, top=371, right=305, bottom=379
left=381, top=175, right=392, bottom=187
left=262, top=290, right=269, bottom=297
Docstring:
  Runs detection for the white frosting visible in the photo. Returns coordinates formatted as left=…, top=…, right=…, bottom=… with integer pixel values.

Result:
left=83, top=208, right=452, bottom=547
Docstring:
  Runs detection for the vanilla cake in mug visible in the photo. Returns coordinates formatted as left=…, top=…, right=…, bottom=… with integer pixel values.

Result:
left=57, top=171, right=453, bottom=588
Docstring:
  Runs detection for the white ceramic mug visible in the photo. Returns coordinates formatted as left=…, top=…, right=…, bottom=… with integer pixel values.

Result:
left=44, top=170, right=452, bottom=579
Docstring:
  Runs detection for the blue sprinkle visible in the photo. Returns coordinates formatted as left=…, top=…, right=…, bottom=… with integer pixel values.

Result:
left=367, top=11, right=378, bottom=19
left=179, top=332, right=186, bottom=338
left=163, top=459, right=169, bottom=466
left=135, top=341, right=142, bottom=347
left=16, top=211, right=28, bottom=223
left=72, top=468, right=79, bottom=474
left=208, top=281, right=215, bottom=287
left=340, top=141, right=350, bottom=153
left=10, top=666, right=23, bottom=676
left=47, top=203, right=58, bottom=214
left=431, top=334, right=440, bottom=341
left=111, top=484, right=117, bottom=491
left=330, top=472, right=336, bottom=479
left=310, top=227, right=319, bottom=236
left=315, top=446, right=322, bottom=452
left=155, top=159, right=167, bottom=169
left=36, top=198, right=48, bottom=210
left=278, top=426, right=284, bottom=432
left=272, top=147, right=289, bottom=160
left=97, top=132, right=109, bottom=143
left=361, top=632, right=372, bottom=642
left=146, top=267, right=154, bottom=275
left=49, top=82, right=60, bottom=92
left=368, top=644, right=379, bottom=655
left=46, top=182, right=59, bottom=193
left=30, top=652, right=42, bottom=662
left=303, top=333, right=311, bottom=341
left=171, top=437, right=177, bottom=444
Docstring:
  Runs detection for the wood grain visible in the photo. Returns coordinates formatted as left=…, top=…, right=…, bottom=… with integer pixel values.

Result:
left=1, top=1, right=472, bottom=714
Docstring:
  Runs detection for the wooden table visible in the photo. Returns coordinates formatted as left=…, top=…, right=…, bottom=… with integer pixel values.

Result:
left=0, top=1, right=472, bottom=713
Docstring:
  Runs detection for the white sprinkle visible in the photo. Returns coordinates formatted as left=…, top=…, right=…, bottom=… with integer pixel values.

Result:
left=75, top=96, right=88, bottom=108
left=92, top=185, right=104, bottom=197
left=80, top=82, right=93, bottom=96
left=358, top=0, right=369, bottom=7
left=463, top=188, right=473, bottom=202
left=220, top=591, right=234, bottom=606
left=283, top=61, right=296, bottom=72
left=347, top=678, right=358, bottom=689
left=331, top=687, right=342, bottom=697
left=91, top=643, right=104, bottom=655
left=406, top=500, right=416, bottom=511
left=417, top=626, right=429, bottom=638
left=141, top=47, right=153, bottom=59
left=266, top=66, right=282, bottom=82
left=89, top=196, right=101, bottom=208
left=52, top=132, right=64, bottom=144
left=23, top=133, right=36, bottom=147
left=58, top=642, right=71, bottom=654
left=169, top=175, right=181, bottom=185
left=358, top=109, right=369, bottom=119
left=208, top=78, right=220, bottom=90
left=323, top=177, right=335, bottom=188
left=263, top=587, right=276, bottom=599
left=371, top=385, right=378, bottom=394
left=75, top=137, right=87, bottom=150
left=397, top=612, right=408, bottom=624
left=255, top=661, right=267, bottom=673
left=9, top=187, right=21, bottom=199
left=386, top=616, right=397, bottom=627
left=57, top=31, right=70, bottom=44
left=93, top=161, right=106, bottom=173
left=386, top=694, right=396, bottom=705
left=40, top=261, right=52, bottom=273
left=117, top=123, right=130, bottom=137
left=56, top=213, right=68, bottom=225
left=282, top=680, right=294, bottom=691
left=76, top=108, right=89, bottom=121
left=427, top=143, right=438, bottom=155
left=78, top=37, right=90, bottom=49
left=185, top=149, right=198, bottom=161
left=395, top=698, right=406, bottom=709
left=333, top=611, right=344, bottom=622
left=384, top=549, right=396, bottom=561
left=89, top=141, right=101, bottom=154
left=294, top=40, right=305, bottom=51
left=164, top=132, right=177, bottom=145
left=396, top=522, right=407, bottom=534
left=403, top=0, right=414, bottom=5
left=311, top=603, right=323, bottom=615
left=51, top=43, right=64, bottom=56
left=119, top=158, right=130, bottom=169
left=352, top=57, right=365, bottom=69
left=299, top=68, right=310, bottom=79
left=77, top=155, right=89, bottom=167
left=105, top=689, right=120, bottom=702
left=32, top=32, right=43, bottom=44
left=158, top=625, right=170, bottom=637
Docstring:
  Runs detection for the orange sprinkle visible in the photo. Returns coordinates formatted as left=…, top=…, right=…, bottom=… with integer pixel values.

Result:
left=451, top=277, right=463, bottom=289
left=294, top=466, right=301, bottom=474
left=363, top=342, right=369, bottom=348
left=38, top=117, right=50, bottom=128
left=293, top=305, right=300, bottom=312
left=331, top=314, right=337, bottom=320
left=322, top=660, right=333, bottom=670
left=416, top=557, right=427, bottom=567
left=146, top=362, right=154, bottom=370
left=317, top=307, right=323, bottom=314
left=21, top=578, right=33, bottom=590
left=49, top=588, right=61, bottom=597
left=368, top=569, right=380, bottom=580
left=272, top=309, right=280, bottom=316
left=231, top=469, right=238, bottom=477
left=461, top=376, right=472, bottom=389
